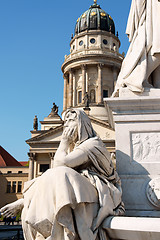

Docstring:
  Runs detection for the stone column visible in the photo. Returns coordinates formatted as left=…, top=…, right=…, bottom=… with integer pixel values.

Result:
left=97, top=64, right=103, bottom=103
left=113, top=67, right=118, bottom=93
left=69, top=70, right=73, bottom=107
left=73, top=75, right=77, bottom=107
left=63, top=74, right=68, bottom=110
left=28, top=152, right=36, bottom=180
left=81, top=65, right=86, bottom=103
left=49, top=152, right=54, bottom=168
left=75, top=38, right=78, bottom=51
left=86, top=71, right=89, bottom=93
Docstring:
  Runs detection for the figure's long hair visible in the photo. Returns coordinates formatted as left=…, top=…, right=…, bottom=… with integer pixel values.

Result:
left=63, top=109, right=97, bottom=145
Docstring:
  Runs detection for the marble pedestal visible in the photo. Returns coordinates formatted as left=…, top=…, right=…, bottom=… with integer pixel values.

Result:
left=105, top=89, right=160, bottom=217
left=103, top=216, right=160, bottom=240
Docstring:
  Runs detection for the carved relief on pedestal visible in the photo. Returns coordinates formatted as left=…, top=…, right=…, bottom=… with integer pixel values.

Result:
left=131, top=132, right=160, bottom=162
left=146, top=178, right=160, bottom=208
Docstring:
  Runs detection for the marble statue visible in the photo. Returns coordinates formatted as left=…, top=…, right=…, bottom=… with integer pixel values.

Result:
left=112, top=0, right=160, bottom=97
left=0, top=109, right=124, bottom=240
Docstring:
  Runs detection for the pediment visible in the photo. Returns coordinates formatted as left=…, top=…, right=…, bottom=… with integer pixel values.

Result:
left=26, top=116, right=115, bottom=145
left=26, top=125, right=63, bottom=144
left=89, top=116, right=115, bottom=140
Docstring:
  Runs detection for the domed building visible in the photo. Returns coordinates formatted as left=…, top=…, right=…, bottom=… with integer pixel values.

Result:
left=26, top=1, right=122, bottom=180
left=61, top=0, right=123, bottom=120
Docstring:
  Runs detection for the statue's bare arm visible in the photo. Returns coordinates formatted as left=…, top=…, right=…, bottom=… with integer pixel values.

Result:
left=0, top=198, right=24, bottom=218
left=54, top=146, right=88, bottom=168
left=54, top=126, right=88, bottom=168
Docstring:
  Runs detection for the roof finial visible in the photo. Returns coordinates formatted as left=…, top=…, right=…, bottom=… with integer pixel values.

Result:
left=94, top=0, right=97, bottom=4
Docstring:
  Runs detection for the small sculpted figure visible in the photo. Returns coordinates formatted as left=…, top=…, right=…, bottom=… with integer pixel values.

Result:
left=83, top=92, right=90, bottom=108
left=33, top=115, right=38, bottom=131
left=112, top=0, right=160, bottom=96
left=1, top=109, right=124, bottom=240
left=52, top=102, right=58, bottom=114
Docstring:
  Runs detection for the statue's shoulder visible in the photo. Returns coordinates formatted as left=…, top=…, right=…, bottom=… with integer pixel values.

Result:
left=79, top=136, right=102, bottom=149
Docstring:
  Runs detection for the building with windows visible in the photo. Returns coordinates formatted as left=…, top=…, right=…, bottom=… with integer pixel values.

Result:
left=26, top=1, right=123, bottom=180
left=0, top=146, right=28, bottom=208
left=61, top=1, right=123, bottom=120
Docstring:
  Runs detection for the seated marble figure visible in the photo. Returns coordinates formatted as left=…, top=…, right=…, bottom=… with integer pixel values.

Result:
left=0, top=109, right=124, bottom=240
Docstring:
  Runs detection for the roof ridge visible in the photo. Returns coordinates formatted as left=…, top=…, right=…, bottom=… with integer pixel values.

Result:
left=0, top=146, right=21, bottom=167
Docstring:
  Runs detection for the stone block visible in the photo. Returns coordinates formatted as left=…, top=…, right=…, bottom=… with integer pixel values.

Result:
left=105, top=93, right=160, bottom=216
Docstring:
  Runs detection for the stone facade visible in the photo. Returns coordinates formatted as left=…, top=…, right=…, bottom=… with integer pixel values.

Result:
left=26, top=3, right=122, bottom=180
left=61, top=29, right=123, bottom=120
left=0, top=167, right=28, bottom=208
left=26, top=109, right=115, bottom=180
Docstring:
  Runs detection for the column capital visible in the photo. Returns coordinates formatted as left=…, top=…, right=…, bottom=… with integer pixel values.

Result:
left=69, top=68, right=74, bottom=74
left=49, top=152, right=54, bottom=159
left=49, top=152, right=55, bottom=168
left=63, top=73, right=68, bottom=79
left=28, top=152, right=36, bottom=160
left=98, top=63, right=104, bottom=69
left=81, top=64, right=87, bottom=70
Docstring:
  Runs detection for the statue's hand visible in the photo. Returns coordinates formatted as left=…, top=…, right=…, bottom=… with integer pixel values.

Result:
left=0, top=199, right=24, bottom=218
left=62, top=126, right=77, bottom=143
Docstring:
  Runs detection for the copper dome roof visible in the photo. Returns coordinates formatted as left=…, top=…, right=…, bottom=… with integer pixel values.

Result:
left=75, top=3, right=115, bottom=35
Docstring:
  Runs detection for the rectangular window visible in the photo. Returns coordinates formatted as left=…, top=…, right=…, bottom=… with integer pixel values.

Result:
left=78, top=91, right=82, bottom=104
left=40, top=164, right=49, bottom=173
left=103, top=90, right=108, bottom=98
left=18, top=171, right=23, bottom=174
left=17, top=181, right=22, bottom=193
left=6, top=181, right=11, bottom=193
left=7, top=171, right=12, bottom=174
left=12, top=181, right=16, bottom=193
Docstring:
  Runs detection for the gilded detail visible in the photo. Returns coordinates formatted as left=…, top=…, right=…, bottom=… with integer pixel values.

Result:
left=91, top=12, right=96, bottom=16
left=100, top=12, right=106, bottom=17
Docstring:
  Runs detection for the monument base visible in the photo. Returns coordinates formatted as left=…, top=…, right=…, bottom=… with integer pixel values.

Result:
left=103, top=216, right=160, bottom=240
left=103, top=89, right=160, bottom=239
left=105, top=90, right=160, bottom=217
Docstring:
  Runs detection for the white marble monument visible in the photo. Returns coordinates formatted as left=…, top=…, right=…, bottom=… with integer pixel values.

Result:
left=0, top=109, right=124, bottom=240
left=103, top=0, right=160, bottom=239
left=112, top=0, right=160, bottom=97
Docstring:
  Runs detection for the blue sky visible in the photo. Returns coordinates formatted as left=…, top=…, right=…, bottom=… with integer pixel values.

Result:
left=0, top=0, right=131, bottom=161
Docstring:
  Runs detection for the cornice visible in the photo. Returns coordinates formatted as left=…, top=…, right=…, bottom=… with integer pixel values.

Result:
left=40, top=120, right=63, bottom=124
left=26, top=124, right=63, bottom=143
left=89, top=115, right=113, bottom=130
left=62, top=54, right=122, bottom=73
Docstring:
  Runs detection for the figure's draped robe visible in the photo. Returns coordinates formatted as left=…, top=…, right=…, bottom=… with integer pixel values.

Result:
left=114, top=0, right=160, bottom=94
left=21, top=137, right=122, bottom=240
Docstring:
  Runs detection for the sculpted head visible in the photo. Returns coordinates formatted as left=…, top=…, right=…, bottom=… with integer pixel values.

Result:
left=63, top=109, right=96, bottom=144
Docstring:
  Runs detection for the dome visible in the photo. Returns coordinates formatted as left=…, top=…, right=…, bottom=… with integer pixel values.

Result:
left=75, top=2, right=115, bottom=35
